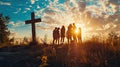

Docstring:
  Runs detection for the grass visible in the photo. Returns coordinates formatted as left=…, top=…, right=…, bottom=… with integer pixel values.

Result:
left=0, top=36, right=120, bottom=67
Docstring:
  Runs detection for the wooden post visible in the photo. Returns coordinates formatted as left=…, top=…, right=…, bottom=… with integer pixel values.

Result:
left=25, top=12, right=41, bottom=44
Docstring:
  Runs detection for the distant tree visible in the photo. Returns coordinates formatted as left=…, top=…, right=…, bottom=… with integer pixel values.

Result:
left=0, top=14, right=10, bottom=44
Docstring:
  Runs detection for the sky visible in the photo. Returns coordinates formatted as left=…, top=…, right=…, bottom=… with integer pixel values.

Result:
left=0, top=0, right=120, bottom=42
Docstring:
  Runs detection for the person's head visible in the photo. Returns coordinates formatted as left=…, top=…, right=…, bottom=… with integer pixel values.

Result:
left=62, top=25, right=65, bottom=28
left=70, top=24, right=72, bottom=26
left=55, top=27, right=57, bottom=30
left=57, top=27, right=60, bottom=30
left=73, top=23, right=75, bottom=26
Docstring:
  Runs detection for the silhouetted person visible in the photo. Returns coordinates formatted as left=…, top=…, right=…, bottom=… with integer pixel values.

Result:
left=77, top=27, right=82, bottom=44
left=67, top=24, right=72, bottom=44
left=72, top=23, right=77, bottom=42
left=56, top=27, right=60, bottom=45
left=53, top=27, right=57, bottom=44
left=61, top=25, right=65, bottom=43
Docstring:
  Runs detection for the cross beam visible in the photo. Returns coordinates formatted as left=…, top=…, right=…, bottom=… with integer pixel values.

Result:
left=25, top=12, right=41, bottom=43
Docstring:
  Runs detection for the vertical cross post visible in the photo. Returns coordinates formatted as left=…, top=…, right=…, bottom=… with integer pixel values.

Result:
left=25, top=12, right=41, bottom=44
left=31, top=12, right=36, bottom=42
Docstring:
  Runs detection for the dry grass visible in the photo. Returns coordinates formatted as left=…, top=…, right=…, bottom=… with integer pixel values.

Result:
left=0, top=35, right=120, bottom=67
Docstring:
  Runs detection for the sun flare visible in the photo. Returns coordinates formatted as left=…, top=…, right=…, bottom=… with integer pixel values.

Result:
left=75, top=28, right=79, bottom=34
left=75, top=23, right=87, bottom=40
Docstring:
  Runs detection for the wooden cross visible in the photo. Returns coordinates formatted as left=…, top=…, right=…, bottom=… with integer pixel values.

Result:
left=25, top=12, right=41, bottom=43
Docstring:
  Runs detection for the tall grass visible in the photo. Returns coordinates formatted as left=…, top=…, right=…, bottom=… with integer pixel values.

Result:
left=0, top=32, right=120, bottom=67
left=44, top=33, right=120, bottom=67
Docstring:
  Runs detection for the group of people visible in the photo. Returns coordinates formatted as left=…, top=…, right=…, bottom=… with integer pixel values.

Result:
left=53, top=23, right=82, bottom=44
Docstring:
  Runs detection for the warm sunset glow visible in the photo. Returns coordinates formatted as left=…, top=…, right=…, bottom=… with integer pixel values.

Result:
left=75, top=28, right=79, bottom=34
left=1, top=0, right=118, bottom=42
left=0, top=0, right=119, bottom=66
left=76, top=23, right=87, bottom=40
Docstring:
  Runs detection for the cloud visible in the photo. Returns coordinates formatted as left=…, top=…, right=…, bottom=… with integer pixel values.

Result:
left=23, top=11, right=27, bottom=13
left=0, top=1, right=11, bottom=6
left=43, top=16, right=61, bottom=25
left=36, top=8, right=45, bottom=17
left=10, top=31, right=18, bottom=37
left=100, top=0, right=119, bottom=14
left=110, top=3, right=118, bottom=13
left=109, top=0, right=119, bottom=5
left=36, top=23, right=55, bottom=30
left=35, top=0, right=120, bottom=35
left=37, top=5, right=40, bottom=9
left=36, top=25, right=54, bottom=30
left=25, top=8, right=30, bottom=11
left=30, top=0, right=36, bottom=4
left=22, top=8, right=31, bottom=13
left=86, top=5, right=103, bottom=17
left=9, top=21, right=15, bottom=26
left=29, top=5, right=32, bottom=8
left=13, top=8, right=21, bottom=14
left=8, top=28, right=15, bottom=32
left=9, top=21, right=24, bottom=27
left=103, top=22, right=117, bottom=30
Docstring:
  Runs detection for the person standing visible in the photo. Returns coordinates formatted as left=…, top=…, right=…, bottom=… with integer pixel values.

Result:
left=67, top=24, right=72, bottom=44
left=53, top=27, right=57, bottom=44
left=56, top=27, right=60, bottom=45
left=77, top=27, right=82, bottom=44
left=61, top=25, right=66, bottom=43
left=72, top=23, right=77, bottom=42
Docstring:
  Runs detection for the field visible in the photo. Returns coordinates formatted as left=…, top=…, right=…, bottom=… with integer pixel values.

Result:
left=0, top=37, right=120, bottom=67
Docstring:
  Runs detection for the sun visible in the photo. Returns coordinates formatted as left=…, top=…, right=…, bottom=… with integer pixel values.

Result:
left=75, top=28, right=79, bottom=34
left=75, top=23, right=87, bottom=40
